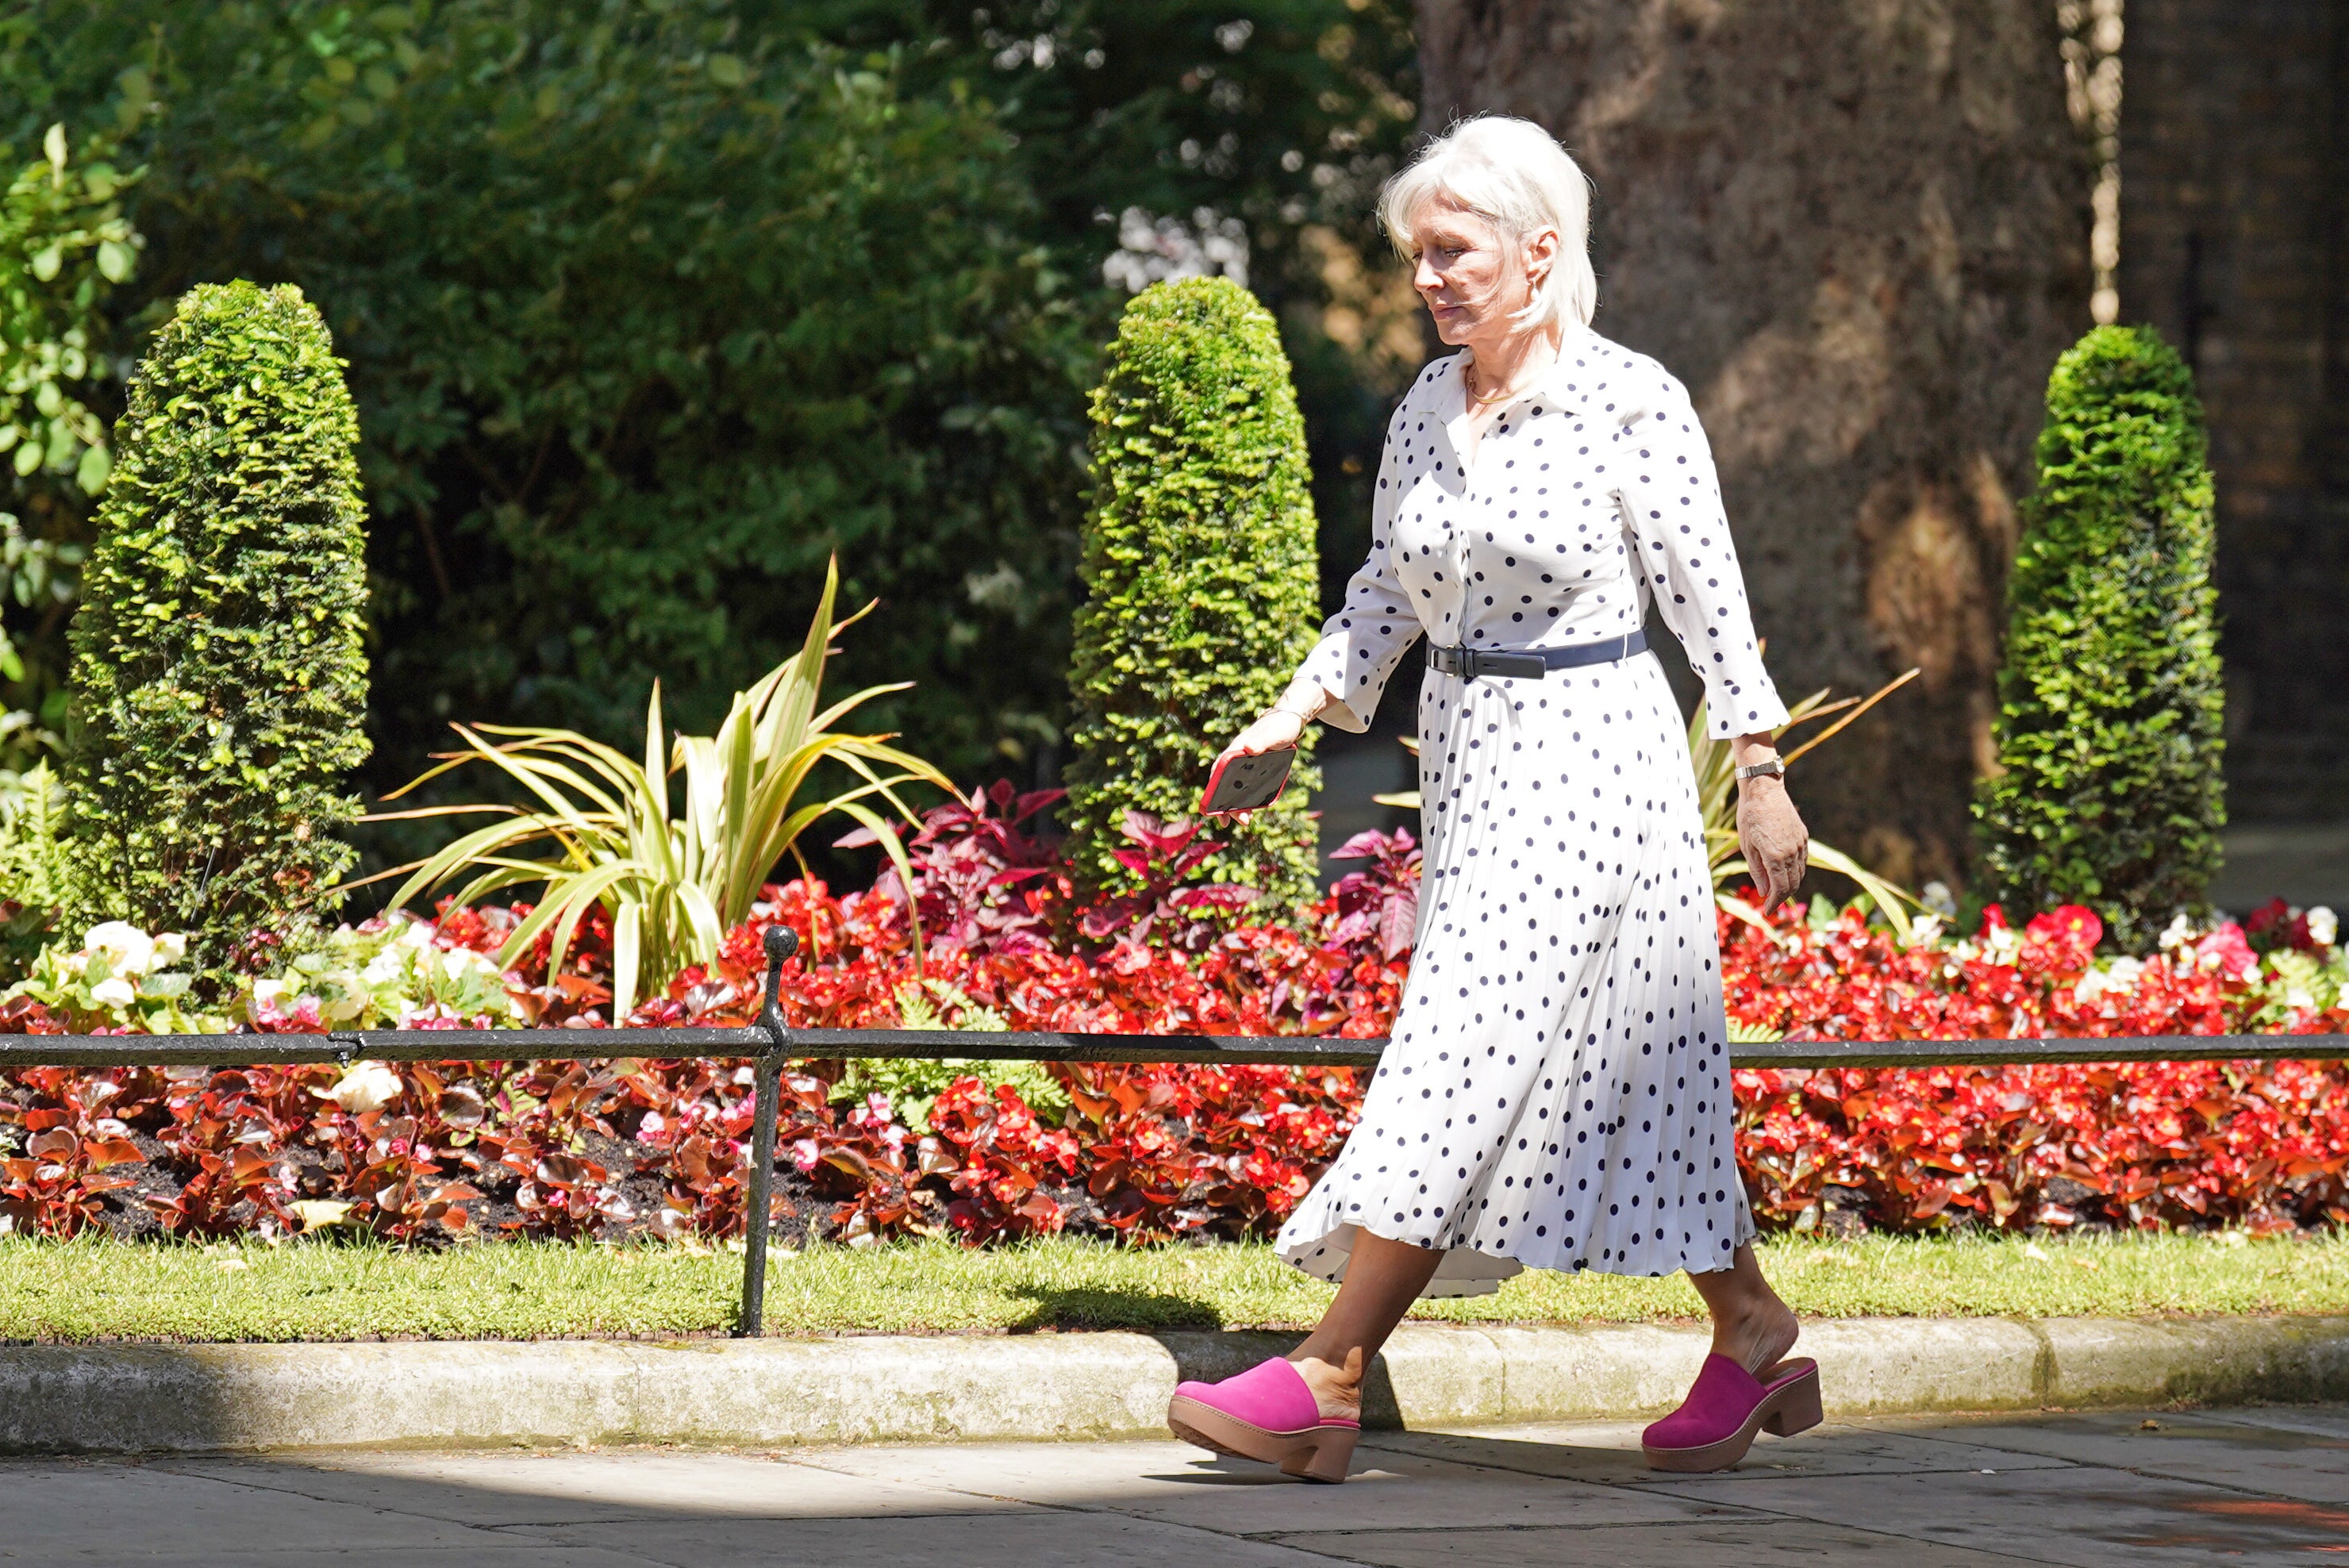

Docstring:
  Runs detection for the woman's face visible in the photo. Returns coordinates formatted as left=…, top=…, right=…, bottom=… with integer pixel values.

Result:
left=1408, top=200, right=1557, bottom=348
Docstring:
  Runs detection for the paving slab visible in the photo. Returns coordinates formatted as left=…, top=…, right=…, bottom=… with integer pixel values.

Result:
left=1930, top=1409, right=2349, bottom=1505
left=505, top=1512, right=1334, bottom=1568
left=1642, top=1458, right=2349, bottom=1565
left=155, top=1450, right=1025, bottom=1526
left=0, top=1457, right=643, bottom=1563
left=789, top=1435, right=1747, bottom=1533
left=1363, top=1416, right=2076, bottom=1485
left=1269, top=1520, right=2023, bottom=1567
left=2206, top=1403, right=2349, bottom=1441
left=0, top=1405, right=2343, bottom=1566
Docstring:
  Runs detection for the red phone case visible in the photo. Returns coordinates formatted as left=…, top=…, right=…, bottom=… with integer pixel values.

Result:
left=1201, top=746, right=1296, bottom=816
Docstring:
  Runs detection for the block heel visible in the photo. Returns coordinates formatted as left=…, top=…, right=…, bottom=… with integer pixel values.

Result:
left=1277, top=1425, right=1359, bottom=1484
left=1759, top=1361, right=1823, bottom=1437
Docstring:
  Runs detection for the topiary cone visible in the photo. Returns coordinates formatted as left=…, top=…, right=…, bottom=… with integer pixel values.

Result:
left=1065, top=277, right=1323, bottom=911
left=1974, top=325, right=2224, bottom=948
left=63, top=280, right=371, bottom=976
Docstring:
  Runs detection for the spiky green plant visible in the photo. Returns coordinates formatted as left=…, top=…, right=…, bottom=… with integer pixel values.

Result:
left=379, top=561, right=952, bottom=1017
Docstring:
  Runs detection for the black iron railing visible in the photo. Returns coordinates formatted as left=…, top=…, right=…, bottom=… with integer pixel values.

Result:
left=3, top=925, right=2344, bottom=1332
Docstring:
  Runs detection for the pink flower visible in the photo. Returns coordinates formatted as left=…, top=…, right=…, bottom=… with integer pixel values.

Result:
left=2194, top=922, right=2259, bottom=982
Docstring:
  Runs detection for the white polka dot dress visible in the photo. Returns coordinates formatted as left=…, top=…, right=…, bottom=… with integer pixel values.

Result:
left=1276, top=333, right=1793, bottom=1296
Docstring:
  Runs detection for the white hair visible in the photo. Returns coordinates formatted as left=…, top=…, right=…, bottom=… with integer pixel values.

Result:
left=1378, top=115, right=1598, bottom=332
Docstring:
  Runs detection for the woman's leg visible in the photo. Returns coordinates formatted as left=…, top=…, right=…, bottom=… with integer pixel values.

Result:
left=1684, top=1243, right=1801, bottom=1374
left=1285, top=1229, right=1443, bottom=1421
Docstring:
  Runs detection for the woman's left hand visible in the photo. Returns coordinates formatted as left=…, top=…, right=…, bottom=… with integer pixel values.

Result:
left=1736, top=775, right=1809, bottom=914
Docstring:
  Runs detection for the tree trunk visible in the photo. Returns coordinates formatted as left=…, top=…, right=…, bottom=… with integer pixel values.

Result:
left=1417, top=1, right=2089, bottom=892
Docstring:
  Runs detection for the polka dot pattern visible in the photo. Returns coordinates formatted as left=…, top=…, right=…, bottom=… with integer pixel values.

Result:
left=1274, top=334, right=1786, bottom=1297
left=1297, top=336, right=1791, bottom=741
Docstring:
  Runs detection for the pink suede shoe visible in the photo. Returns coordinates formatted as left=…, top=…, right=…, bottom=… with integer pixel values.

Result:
left=1167, top=1357, right=1360, bottom=1483
left=1641, top=1354, right=1822, bottom=1472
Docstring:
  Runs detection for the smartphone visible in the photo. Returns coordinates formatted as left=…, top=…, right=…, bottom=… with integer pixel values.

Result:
left=1200, top=745, right=1296, bottom=816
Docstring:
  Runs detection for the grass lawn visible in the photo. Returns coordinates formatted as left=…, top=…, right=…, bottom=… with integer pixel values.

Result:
left=3, top=1230, right=2343, bottom=1344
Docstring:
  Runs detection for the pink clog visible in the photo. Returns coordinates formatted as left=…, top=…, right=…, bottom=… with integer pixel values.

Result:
left=1641, top=1353, right=1822, bottom=1472
left=1167, top=1357, right=1360, bottom=1483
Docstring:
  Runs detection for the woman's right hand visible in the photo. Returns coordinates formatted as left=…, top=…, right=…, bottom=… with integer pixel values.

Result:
left=1216, top=707, right=1306, bottom=771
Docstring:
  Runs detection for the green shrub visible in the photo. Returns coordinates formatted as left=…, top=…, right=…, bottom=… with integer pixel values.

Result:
left=0, top=123, right=139, bottom=764
left=1065, top=277, right=1322, bottom=909
left=6, top=5, right=1422, bottom=806
left=1974, top=325, right=2224, bottom=947
left=64, top=280, right=370, bottom=973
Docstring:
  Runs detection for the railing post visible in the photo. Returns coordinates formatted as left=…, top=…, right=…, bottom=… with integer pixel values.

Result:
left=735, top=923, right=799, bottom=1339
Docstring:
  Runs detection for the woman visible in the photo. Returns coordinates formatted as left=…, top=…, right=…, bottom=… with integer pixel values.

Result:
left=1166, top=116, right=1820, bottom=1482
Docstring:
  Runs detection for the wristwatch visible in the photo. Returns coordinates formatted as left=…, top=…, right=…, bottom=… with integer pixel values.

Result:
left=1735, top=756, right=1786, bottom=782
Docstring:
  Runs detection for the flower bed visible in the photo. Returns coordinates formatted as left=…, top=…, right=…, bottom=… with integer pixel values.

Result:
left=2, top=790, right=2344, bottom=1245
left=1724, top=901, right=2349, bottom=1236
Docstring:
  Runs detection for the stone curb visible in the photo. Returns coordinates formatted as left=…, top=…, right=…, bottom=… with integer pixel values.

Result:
left=2, top=1314, right=2343, bottom=1455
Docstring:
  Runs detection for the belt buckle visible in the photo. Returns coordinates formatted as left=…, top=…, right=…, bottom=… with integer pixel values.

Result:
left=1478, top=650, right=1547, bottom=680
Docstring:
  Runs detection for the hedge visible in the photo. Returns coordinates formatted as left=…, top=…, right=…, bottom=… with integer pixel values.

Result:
left=1066, top=277, right=1323, bottom=909
left=63, top=280, right=369, bottom=974
left=1976, top=326, right=2225, bottom=950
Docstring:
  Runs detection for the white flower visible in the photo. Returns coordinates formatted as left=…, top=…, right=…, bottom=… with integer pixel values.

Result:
left=2286, top=987, right=2316, bottom=1011
left=251, top=978, right=290, bottom=1006
left=361, top=947, right=406, bottom=986
left=2073, top=958, right=2140, bottom=1005
left=88, top=976, right=136, bottom=1010
left=2308, top=907, right=2339, bottom=948
left=151, top=932, right=186, bottom=967
left=1920, top=880, right=1958, bottom=918
left=1903, top=914, right=1945, bottom=951
left=325, top=1060, right=404, bottom=1115
left=2159, top=912, right=2196, bottom=951
left=84, top=922, right=155, bottom=977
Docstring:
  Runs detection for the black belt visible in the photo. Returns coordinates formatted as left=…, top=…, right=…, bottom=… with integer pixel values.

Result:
left=1427, top=629, right=1649, bottom=680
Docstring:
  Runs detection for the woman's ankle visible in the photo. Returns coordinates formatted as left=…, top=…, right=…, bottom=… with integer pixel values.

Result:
left=1284, top=1351, right=1366, bottom=1421
left=1710, top=1295, right=1801, bottom=1375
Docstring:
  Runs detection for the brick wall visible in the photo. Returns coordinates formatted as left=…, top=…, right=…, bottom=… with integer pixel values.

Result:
left=2118, top=0, right=2349, bottom=821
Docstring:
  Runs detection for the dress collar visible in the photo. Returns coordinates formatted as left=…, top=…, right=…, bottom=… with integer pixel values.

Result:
left=1451, top=329, right=1589, bottom=417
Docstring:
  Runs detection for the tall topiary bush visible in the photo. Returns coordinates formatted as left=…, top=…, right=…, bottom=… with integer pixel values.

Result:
left=1975, top=325, right=2224, bottom=948
left=65, top=280, right=369, bottom=970
left=1067, top=277, right=1322, bottom=909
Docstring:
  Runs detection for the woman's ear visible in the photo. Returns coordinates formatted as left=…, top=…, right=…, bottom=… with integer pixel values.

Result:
left=1523, top=225, right=1562, bottom=289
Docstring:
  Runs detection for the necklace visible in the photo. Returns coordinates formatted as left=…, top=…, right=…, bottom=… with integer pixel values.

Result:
left=1463, top=352, right=1542, bottom=408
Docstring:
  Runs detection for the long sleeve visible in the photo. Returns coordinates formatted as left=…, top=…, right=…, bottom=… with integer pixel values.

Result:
left=1291, top=408, right=1422, bottom=732
left=1614, top=375, right=1791, bottom=739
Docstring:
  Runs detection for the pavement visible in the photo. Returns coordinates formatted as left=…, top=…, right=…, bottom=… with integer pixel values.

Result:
left=4, top=1405, right=2345, bottom=1566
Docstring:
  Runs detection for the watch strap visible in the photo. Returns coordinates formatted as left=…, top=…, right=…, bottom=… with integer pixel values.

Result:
left=1736, top=758, right=1786, bottom=781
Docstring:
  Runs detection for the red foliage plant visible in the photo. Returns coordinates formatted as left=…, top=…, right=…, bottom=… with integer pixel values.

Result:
left=2, top=801, right=2345, bottom=1246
